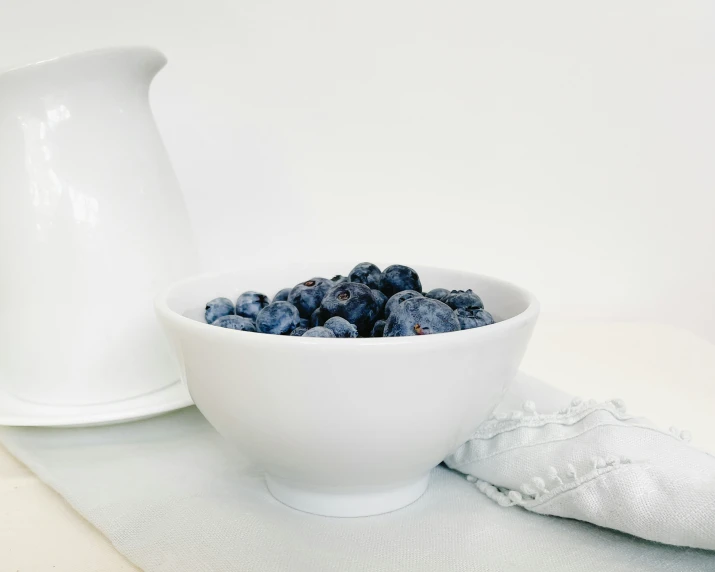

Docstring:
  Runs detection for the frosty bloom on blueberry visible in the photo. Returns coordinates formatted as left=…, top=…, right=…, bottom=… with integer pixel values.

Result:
left=273, top=288, right=291, bottom=302
left=323, top=316, right=359, bottom=338
left=444, top=289, right=484, bottom=311
left=302, top=326, right=336, bottom=338
left=288, top=277, right=333, bottom=319
left=455, top=308, right=494, bottom=330
left=255, top=301, right=301, bottom=335
left=379, top=264, right=422, bottom=297
left=212, top=315, right=257, bottom=332
left=319, top=282, right=380, bottom=336
left=205, top=297, right=235, bottom=324
left=384, top=298, right=460, bottom=337
left=348, top=262, right=382, bottom=290
left=371, top=289, right=388, bottom=319
left=204, top=262, right=496, bottom=337
left=425, top=288, right=450, bottom=303
left=384, top=290, right=423, bottom=319
left=235, top=291, right=270, bottom=321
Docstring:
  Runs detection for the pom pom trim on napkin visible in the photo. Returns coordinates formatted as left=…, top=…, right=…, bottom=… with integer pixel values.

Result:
left=465, top=455, right=634, bottom=509
left=444, top=395, right=715, bottom=551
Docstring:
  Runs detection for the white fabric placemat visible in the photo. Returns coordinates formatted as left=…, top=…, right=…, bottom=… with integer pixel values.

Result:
left=1, top=374, right=713, bottom=572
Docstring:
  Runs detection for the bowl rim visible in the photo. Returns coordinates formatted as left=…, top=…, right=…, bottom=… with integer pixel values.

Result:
left=155, top=264, right=540, bottom=346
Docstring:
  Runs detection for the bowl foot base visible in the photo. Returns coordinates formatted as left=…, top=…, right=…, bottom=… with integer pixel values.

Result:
left=265, top=473, right=430, bottom=517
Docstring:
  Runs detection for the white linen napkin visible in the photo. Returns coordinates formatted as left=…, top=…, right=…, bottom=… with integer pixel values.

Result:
left=0, top=374, right=713, bottom=572
left=446, top=377, right=715, bottom=551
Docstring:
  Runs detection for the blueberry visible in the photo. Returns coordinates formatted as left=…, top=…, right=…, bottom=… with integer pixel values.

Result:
left=425, top=288, right=450, bottom=303
left=331, top=274, right=349, bottom=284
left=288, top=277, right=333, bottom=319
left=300, top=318, right=310, bottom=329
left=255, top=301, right=301, bottom=335
left=205, top=297, right=235, bottom=323
left=211, top=315, right=256, bottom=332
left=444, top=289, right=484, bottom=311
left=273, top=288, right=292, bottom=302
left=384, top=297, right=460, bottom=337
left=348, top=262, right=381, bottom=290
left=302, top=327, right=336, bottom=338
left=324, top=316, right=359, bottom=338
left=455, top=308, right=495, bottom=330
left=290, top=326, right=309, bottom=337
left=384, top=290, right=423, bottom=319
left=235, top=291, right=270, bottom=321
left=310, top=308, right=321, bottom=328
left=379, top=264, right=422, bottom=297
left=319, top=282, right=379, bottom=336
left=371, top=319, right=386, bottom=337
left=371, top=289, right=388, bottom=318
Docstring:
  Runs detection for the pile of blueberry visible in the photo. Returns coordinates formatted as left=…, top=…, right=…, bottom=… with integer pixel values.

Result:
left=204, top=263, right=494, bottom=338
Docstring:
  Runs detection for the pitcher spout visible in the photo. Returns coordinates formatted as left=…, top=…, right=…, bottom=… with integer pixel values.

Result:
left=0, top=46, right=167, bottom=89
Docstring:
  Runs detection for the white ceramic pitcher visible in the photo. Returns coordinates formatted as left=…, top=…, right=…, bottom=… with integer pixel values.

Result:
left=0, top=47, right=198, bottom=405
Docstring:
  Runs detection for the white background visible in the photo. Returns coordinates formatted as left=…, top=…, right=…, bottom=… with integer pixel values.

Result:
left=1, top=0, right=714, bottom=340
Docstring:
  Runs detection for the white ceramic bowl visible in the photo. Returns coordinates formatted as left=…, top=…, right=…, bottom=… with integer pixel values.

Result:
left=155, top=263, right=539, bottom=517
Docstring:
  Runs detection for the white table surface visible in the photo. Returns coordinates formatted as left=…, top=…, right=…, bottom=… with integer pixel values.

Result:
left=2, top=321, right=714, bottom=571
